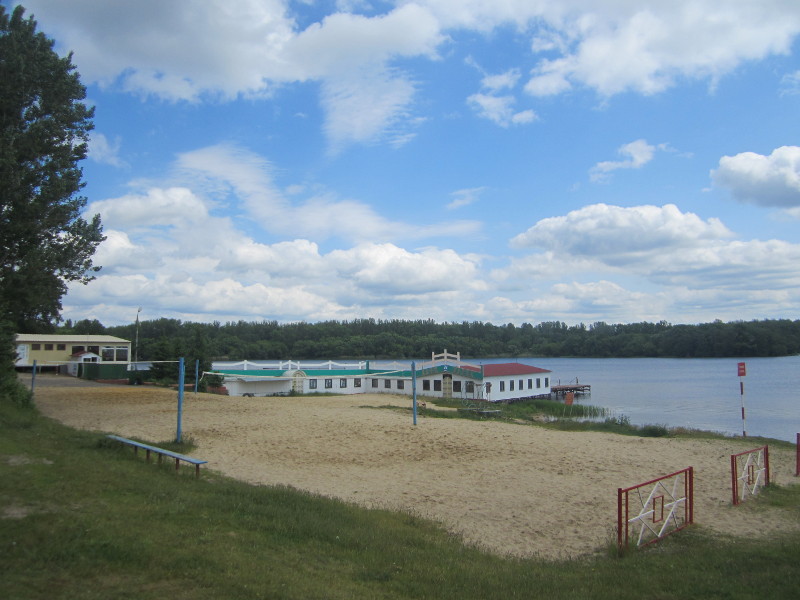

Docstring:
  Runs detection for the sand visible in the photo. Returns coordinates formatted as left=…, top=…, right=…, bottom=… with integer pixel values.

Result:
left=31, top=380, right=799, bottom=560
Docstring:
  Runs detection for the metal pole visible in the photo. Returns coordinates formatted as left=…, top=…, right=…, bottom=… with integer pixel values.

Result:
left=412, top=361, right=417, bottom=426
left=31, top=360, right=37, bottom=396
left=737, top=362, right=747, bottom=437
left=134, top=307, right=141, bottom=366
left=194, top=359, right=200, bottom=394
left=176, top=357, right=185, bottom=443
left=740, top=379, right=747, bottom=437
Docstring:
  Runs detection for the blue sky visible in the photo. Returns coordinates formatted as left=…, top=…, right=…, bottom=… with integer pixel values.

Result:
left=11, top=0, right=800, bottom=327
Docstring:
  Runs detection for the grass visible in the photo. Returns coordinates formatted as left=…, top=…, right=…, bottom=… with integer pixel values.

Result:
left=2, top=398, right=800, bottom=599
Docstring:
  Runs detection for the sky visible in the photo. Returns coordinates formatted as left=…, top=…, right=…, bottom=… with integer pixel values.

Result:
left=9, top=0, right=800, bottom=328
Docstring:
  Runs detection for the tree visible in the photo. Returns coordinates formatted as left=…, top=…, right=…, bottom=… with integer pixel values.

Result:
left=1, top=5, right=103, bottom=333
left=1, top=5, right=103, bottom=402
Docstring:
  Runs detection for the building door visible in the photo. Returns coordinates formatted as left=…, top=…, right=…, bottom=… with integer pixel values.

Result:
left=443, top=373, right=453, bottom=398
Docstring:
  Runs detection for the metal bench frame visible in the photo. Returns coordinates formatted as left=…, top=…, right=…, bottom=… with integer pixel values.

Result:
left=107, top=434, right=208, bottom=478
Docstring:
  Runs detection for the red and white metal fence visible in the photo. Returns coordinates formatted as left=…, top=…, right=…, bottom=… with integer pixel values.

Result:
left=730, top=445, right=770, bottom=506
left=617, top=467, right=694, bottom=551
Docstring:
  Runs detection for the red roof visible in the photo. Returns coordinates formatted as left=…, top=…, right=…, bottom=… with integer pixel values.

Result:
left=482, top=363, right=551, bottom=377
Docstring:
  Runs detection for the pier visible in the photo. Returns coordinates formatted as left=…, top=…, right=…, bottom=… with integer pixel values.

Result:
left=551, top=384, right=591, bottom=397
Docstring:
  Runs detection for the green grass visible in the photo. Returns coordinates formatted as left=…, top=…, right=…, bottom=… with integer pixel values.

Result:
left=2, top=399, right=800, bottom=599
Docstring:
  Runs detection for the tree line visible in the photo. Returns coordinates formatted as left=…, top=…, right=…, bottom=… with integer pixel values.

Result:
left=59, top=317, right=800, bottom=361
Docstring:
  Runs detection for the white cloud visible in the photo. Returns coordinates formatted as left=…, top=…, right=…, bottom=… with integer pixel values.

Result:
left=496, top=202, right=800, bottom=323
left=711, top=146, right=800, bottom=207
left=328, top=243, right=482, bottom=295
left=780, top=70, right=800, bottom=96
left=589, top=139, right=658, bottom=182
left=320, top=66, right=419, bottom=150
left=87, top=187, right=209, bottom=229
left=521, top=1, right=800, bottom=97
left=480, top=69, right=521, bottom=92
left=23, top=0, right=800, bottom=151
left=466, top=93, right=537, bottom=127
left=448, top=187, right=486, bottom=210
left=511, top=203, right=732, bottom=260
left=24, top=1, right=441, bottom=151
left=174, top=144, right=481, bottom=243
left=88, top=132, right=125, bottom=167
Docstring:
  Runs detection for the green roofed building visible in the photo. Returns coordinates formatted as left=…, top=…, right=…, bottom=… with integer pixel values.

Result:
left=214, top=350, right=552, bottom=403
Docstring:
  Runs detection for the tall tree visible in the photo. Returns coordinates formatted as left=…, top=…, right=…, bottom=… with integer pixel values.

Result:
left=1, top=5, right=103, bottom=401
left=0, top=5, right=103, bottom=333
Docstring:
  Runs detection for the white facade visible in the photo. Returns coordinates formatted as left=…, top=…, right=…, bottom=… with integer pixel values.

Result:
left=215, top=351, right=552, bottom=402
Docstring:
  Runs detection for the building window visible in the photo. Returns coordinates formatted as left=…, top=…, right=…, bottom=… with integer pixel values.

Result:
left=500, top=381, right=505, bottom=392
left=102, top=347, right=115, bottom=361
left=510, top=380, right=514, bottom=391
left=545, top=377, right=549, bottom=387
left=519, top=379, right=523, bottom=390
left=88, top=346, right=100, bottom=355
left=116, top=347, right=128, bottom=361
left=433, top=380, right=442, bottom=392
left=309, top=379, right=318, bottom=389
left=44, top=344, right=53, bottom=351
left=57, top=344, right=66, bottom=351
left=372, top=379, right=379, bottom=388
left=466, top=381, right=474, bottom=393
left=325, top=379, right=333, bottom=389
left=397, top=380, right=404, bottom=390
left=71, top=345, right=84, bottom=354
left=384, top=379, right=391, bottom=389
left=528, top=379, right=533, bottom=389
left=422, top=380, right=430, bottom=391
left=536, top=378, right=541, bottom=388
left=340, top=378, right=347, bottom=388
left=32, top=344, right=41, bottom=350
left=354, top=378, right=362, bottom=388
left=453, top=381, right=462, bottom=393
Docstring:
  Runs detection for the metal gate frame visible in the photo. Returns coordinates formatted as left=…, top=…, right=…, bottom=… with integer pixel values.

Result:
left=617, top=467, right=694, bottom=551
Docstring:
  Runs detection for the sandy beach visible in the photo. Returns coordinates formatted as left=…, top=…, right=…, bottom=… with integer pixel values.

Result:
left=31, top=378, right=799, bottom=560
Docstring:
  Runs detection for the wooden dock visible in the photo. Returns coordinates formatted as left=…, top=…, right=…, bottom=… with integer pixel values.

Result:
left=551, top=384, right=591, bottom=396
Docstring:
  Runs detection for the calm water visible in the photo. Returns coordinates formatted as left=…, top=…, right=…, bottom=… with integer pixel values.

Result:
left=216, top=356, right=800, bottom=442
left=474, top=356, right=800, bottom=443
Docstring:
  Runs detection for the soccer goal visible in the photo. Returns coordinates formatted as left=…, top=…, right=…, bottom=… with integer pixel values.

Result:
left=617, top=467, right=694, bottom=551
left=730, top=445, right=770, bottom=506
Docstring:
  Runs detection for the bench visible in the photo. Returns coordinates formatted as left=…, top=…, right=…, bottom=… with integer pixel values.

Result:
left=107, top=434, right=208, bottom=478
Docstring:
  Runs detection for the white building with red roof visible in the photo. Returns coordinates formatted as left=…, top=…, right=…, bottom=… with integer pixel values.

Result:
left=215, top=350, right=552, bottom=402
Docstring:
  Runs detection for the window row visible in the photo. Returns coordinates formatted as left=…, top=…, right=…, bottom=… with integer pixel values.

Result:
left=30, top=343, right=67, bottom=351
left=308, top=378, right=364, bottom=390
left=498, top=377, right=549, bottom=392
left=29, top=344, right=129, bottom=362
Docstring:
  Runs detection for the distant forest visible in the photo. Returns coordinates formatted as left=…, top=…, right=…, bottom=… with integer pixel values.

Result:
left=57, top=317, right=800, bottom=361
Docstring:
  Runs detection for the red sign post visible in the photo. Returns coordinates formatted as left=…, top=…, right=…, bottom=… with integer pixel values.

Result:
left=738, top=362, right=747, bottom=437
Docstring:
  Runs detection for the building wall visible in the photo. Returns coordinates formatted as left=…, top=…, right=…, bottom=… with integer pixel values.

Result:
left=15, top=335, right=131, bottom=368
left=220, top=366, right=551, bottom=402
left=485, top=374, right=551, bottom=402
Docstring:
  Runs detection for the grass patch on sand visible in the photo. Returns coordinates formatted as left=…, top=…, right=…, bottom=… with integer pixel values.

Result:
left=2, top=397, right=800, bottom=599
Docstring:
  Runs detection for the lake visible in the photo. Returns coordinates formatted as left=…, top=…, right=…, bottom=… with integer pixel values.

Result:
left=473, top=356, right=800, bottom=443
